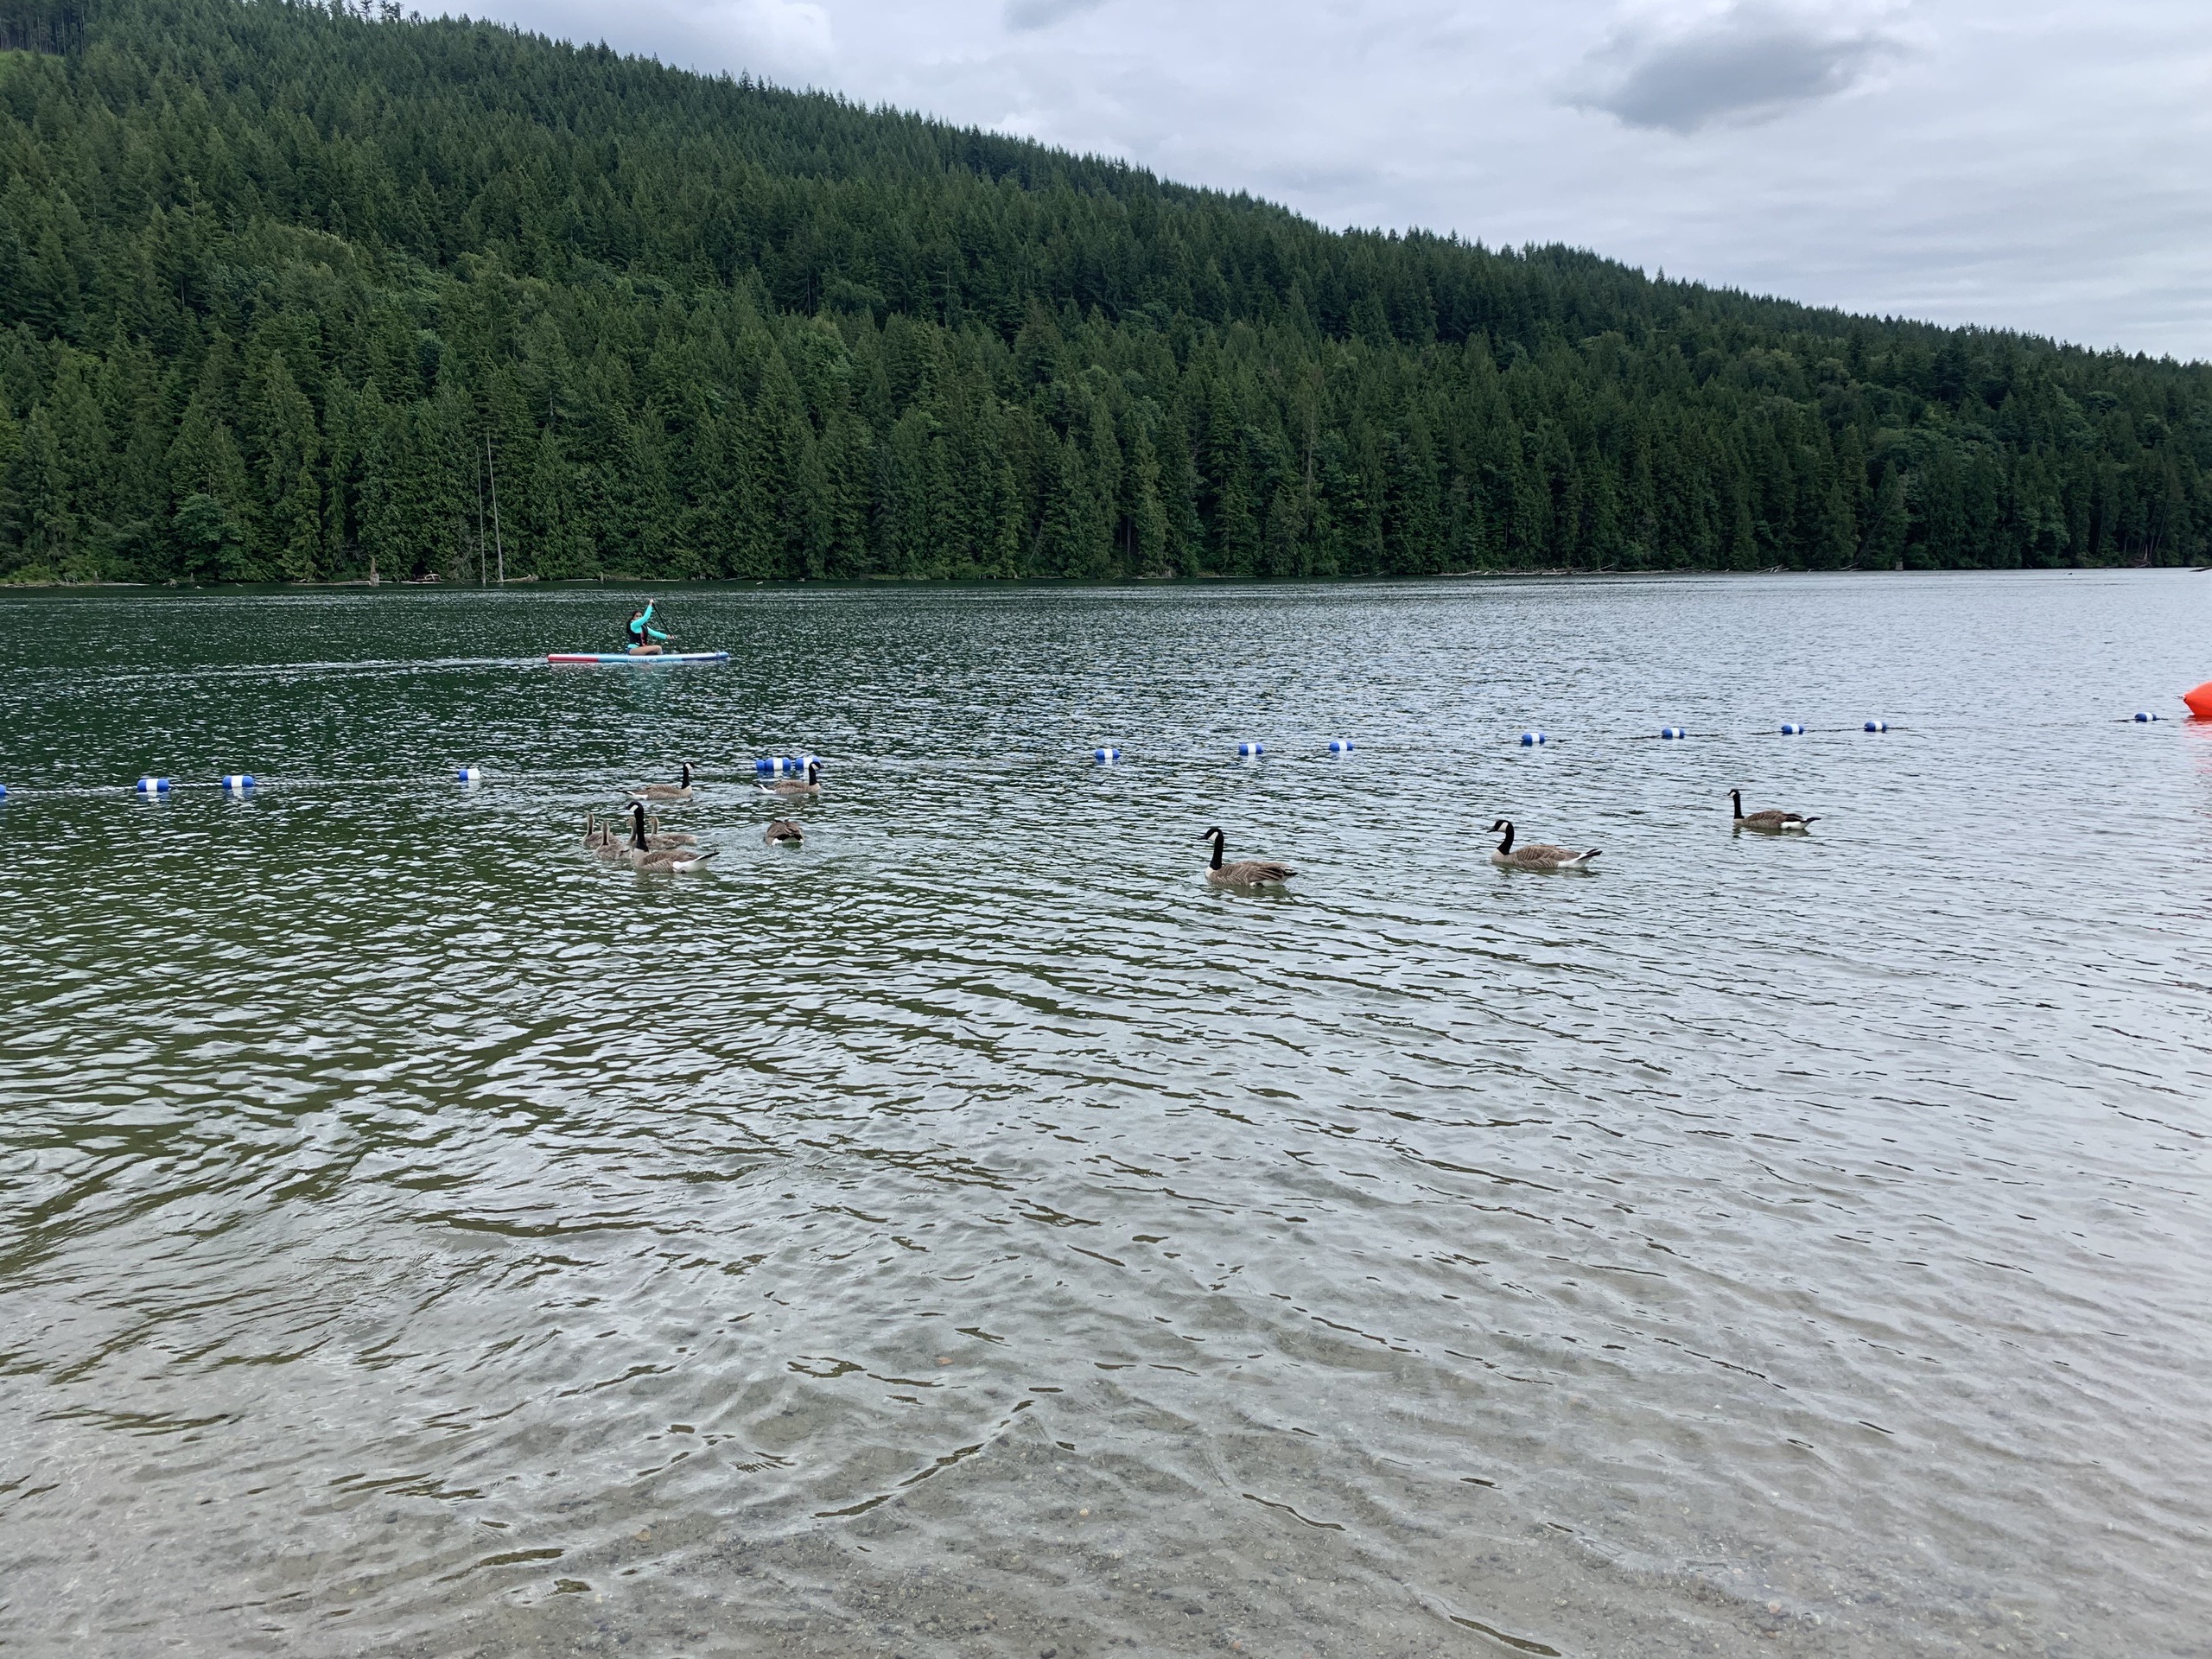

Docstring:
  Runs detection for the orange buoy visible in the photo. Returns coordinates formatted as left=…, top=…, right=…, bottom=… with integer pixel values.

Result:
left=2184, top=680, right=2212, bottom=719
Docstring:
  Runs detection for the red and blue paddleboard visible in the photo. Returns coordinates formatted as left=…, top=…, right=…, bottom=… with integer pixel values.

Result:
left=547, top=651, right=730, bottom=666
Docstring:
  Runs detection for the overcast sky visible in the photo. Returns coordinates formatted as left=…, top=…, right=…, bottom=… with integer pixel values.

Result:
left=442, top=0, right=2212, bottom=360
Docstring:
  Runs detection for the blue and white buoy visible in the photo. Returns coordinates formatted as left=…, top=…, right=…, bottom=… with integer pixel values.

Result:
left=1779, top=722, right=1805, bottom=736
left=2133, top=711, right=2159, bottom=723
left=0, top=782, right=10, bottom=802
left=455, top=765, right=483, bottom=785
left=136, top=776, right=172, bottom=796
left=1864, top=720, right=1889, bottom=734
left=1519, top=731, right=1547, bottom=747
left=1237, top=741, right=1264, bottom=758
left=221, top=773, right=256, bottom=793
left=1093, top=746, right=1122, bottom=763
left=1328, top=739, right=1354, bottom=754
left=754, top=757, right=782, bottom=774
left=1659, top=726, right=1687, bottom=741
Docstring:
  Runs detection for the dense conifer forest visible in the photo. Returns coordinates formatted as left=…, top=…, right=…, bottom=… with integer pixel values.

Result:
left=2, top=0, right=2209, bottom=584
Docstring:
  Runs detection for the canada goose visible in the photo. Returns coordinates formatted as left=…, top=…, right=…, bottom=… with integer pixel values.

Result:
left=765, top=819, right=804, bottom=845
left=582, top=810, right=631, bottom=861
left=1730, top=789, right=1818, bottom=833
left=1202, top=825, right=1295, bottom=888
left=1487, top=819, right=1601, bottom=871
left=629, top=762, right=695, bottom=803
left=624, top=803, right=716, bottom=872
left=593, top=807, right=690, bottom=852
left=758, top=760, right=821, bottom=797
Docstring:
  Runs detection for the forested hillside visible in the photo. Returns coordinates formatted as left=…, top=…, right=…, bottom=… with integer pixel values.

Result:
left=3, top=0, right=2209, bottom=584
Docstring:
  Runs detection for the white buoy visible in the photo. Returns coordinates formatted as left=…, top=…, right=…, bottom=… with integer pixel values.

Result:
left=455, top=766, right=484, bottom=784
left=1237, top=741, right=1264, bottom=758
left=1779, top=722, right=1805, bottom=736
left=1093, top=747, right=1122, bottom=763
left=1519, top=731, right=1547, bottom=747
left=221, top=773, right=256, bottom=792
left=1659, top=726, right=1687, bottom=740
left=136, top=776, right=172, bottom=796
left=1328, top=739, right=1354, bottom=754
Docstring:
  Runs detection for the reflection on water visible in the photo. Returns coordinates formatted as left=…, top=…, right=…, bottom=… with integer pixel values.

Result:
left=2, top=574, right=2209, bottom=1657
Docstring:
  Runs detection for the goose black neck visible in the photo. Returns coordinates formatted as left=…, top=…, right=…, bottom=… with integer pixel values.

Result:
left=1209, top=831, right=1224, bottom=871
left=1497, top=821, right=1515, bottom=853
left=1730, top=789, right=1743, bottom=820
left=807, top=761, right=818, bottom=783
left=631, top=803, right=648, bottom=849
left=678, top=762, right=690, bottom=787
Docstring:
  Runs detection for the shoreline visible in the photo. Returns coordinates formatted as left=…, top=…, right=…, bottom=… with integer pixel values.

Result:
left=1, top=564, right=2201, bottom=594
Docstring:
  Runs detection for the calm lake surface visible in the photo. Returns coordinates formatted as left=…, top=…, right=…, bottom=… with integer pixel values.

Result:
left=2, top=573, right=2209, bottom=1659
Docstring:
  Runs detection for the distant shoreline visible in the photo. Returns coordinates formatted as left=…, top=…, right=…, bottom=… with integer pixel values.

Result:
left=2, top=565, right=2202, bottom=594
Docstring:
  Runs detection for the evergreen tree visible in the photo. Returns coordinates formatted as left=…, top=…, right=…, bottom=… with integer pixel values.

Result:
left=0, top=0, right=2200, bottom=587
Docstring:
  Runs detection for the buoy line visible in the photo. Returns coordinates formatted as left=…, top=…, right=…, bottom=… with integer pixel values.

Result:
left=0, top=709, right=2193, bottom=804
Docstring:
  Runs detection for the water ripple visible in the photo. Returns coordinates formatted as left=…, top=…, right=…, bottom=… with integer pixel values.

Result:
left=3, top=574, right=2209, bottom=1657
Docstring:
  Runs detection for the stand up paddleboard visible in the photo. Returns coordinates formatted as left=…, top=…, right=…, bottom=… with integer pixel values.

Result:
left=547, top=651, right=730, bottom=667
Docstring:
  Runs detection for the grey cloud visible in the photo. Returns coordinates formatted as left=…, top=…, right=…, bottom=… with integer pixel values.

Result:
left=445, top=0, right=2212, bottom=356
left=1572, top=5, right=1905, bottom=134
left=1005, top=0, right=1106, bottom=31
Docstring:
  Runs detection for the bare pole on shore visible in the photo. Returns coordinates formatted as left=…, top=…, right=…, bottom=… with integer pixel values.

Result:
left=486, top=435, right=505, bottom=587
left=474, top=438, right=488, bottom=587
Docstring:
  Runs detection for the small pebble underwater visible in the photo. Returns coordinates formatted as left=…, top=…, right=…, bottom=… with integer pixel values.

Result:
left=1, top=571, right=2209, bottom=1658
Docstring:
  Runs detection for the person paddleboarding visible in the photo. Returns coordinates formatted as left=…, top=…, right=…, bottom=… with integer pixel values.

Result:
left=624, top=601, right=670, bottom=654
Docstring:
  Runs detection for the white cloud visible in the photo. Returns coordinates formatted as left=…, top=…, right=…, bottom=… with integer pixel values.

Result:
left=503, top=0, right=834, bottom=79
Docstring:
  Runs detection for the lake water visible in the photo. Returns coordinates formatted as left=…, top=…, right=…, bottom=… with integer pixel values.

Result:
left=2, top=573, right=2209, bottom=1659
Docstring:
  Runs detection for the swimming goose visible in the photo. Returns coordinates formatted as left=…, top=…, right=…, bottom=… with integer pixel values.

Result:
left=595, top=806, right=692, bottom=852
left=765, top=819, right=804, bottom=845
left=582, top=810, right=632, bottom=861
left=624, top=804, right=716, bottom=872
left=1730, top=790, right=1818, bottom=833
left=758, top=760, right=821, bottom=798
left=1487, top=819, right=1602, bottom=871
left=1203, top=826, right=1295, bottom=888
left=629, top=762, right=695, bottom=803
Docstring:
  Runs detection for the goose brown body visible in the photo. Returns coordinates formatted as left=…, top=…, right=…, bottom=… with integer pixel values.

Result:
left=1203, top=826, right=1295, bottom=887
left=1731, top=790, right=1817, bottom=833
left=1487, top=819, right=1601, bottom=871
left=759, top=760, right=822, bottom=798
left=765, top=819, right=804, bottom=844
left=623, top=804, right=716, bottom=872
left=629, top=762, right=695, bottom=803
